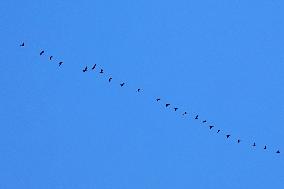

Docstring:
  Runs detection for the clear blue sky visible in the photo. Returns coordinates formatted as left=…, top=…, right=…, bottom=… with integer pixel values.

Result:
left=1, top=0, right=284, bottom=188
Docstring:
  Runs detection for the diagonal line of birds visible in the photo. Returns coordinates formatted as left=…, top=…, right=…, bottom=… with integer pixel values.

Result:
left=19, top=42, right=281, bottom=155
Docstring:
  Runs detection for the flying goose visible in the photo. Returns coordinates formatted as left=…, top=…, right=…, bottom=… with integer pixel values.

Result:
left=92, top=64, right=96, bottom=70
left=83, top=66, right=88, bottom=72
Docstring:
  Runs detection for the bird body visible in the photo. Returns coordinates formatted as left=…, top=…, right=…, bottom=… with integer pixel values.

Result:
left=166, top=103, right=170, bottom=107
left=59, top=62, right=63, bottom=67
left=182, top=112, right=187, bottom=115
left=226, top=134, right=231, bottom=138
left=137, top=88, right=141, bottom=92
left=217, top=130, right=220, bottom=133
left=195, top=115, right=199, bottom=119
left=100, top=69, right=104, bottom=73
left=20, top=42, right=24, bottom=47
left=237, top=139, right=241, bottom=143
left=209, top=126, right=214, bottom=129
left=276, top=150, right=280, bottom=153
left=156, top=98, right=161, bottom=102
left=49, top=56, right=53, bottom=60
left=174, top=108, right=178, bottom=111
left=40, top=50, right=44, bottom=55
left=108, top=77, right=112, bottom=82
left=120, top=83, right=125, bottom=87
left=252, top=142, right=256, bottom=147
left=202, top=120, right=207, bottom=123
left=264, top=145, right=267, bottom=150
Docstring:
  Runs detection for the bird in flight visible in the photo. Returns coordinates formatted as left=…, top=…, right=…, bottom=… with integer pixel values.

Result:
left=137, top=88, right=141, bottom=92
left=195, top=115, right=199, bottom=119
left=217, top=130, right=220, bottom=133
left=237, top=139, right=241, bottom=143
left=209, top=125, right=214, bottom=129
left=276, top=150, right=280, bottom=154
left=166, top=103, right=170, bottom=107
left=182, top=111, right=187, bottom=115
left=40, top=50, right=45, bottom=55
left=156, top=98, right=161, bottom=102
left=174, top=108, right=178, bottom=111
left=83, top=66, right=88, bottom=72
left=108, top=77, right=112, bottom=82
left=202, top=120, right=207, bottom=123
left=120, top=82, right=125, bottom=87
left=264, top=145, right=267, bottom=150
left=59, top=62, right=63, bottom=67
left=49, top=56, right=53, bottom=60
left=100, top=69, right=104, bottom=73
left=252, top=142, right=256, bottom=147
left=20, top=42, right=24, bottom=47
left=226, top=134, right=231, bottom=138
left=92, top=64, right=96, bottom=70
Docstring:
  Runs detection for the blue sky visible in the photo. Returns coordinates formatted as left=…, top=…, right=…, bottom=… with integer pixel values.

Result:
left=1, top=0, right=284, bottom=188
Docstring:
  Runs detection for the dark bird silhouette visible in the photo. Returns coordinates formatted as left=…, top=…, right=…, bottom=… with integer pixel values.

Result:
left=252, top=142, right=256, bottom=147
left=174, top=108, right=178, bottom=111
left=202, top=120, right=207, bottom=123
left=20, top=42, right=24, bottom=47
left=108, top=77, right=112, bottom=82
left=49, top=56, right=53, bottom=60
left=137, top=88, right=141, bottom=92
left=209, top=125, right=214, bottom=129
left=156, top=98, right=161, bottom=102
left=59, top=62, right=63, bottom=67
left=120, top=82, right=125, bottom=87
left=195, top=115, right=199, bottom=119
left=92, top=64, right=96, bottom=70
left=237, top=139, right=241, bottom=143
left=166, top=103, right=170, bottom=107
left=264, top=145, right=267, bottom=150
left=276, top=150, right=280, bottom=154
left=83, top=66, right=88, bottom=72
left=226, top=134, right=231, bottom=138
left=182, top=112, right=187, bottom=116
left=40, top=50, right=44, bottom=55
left=100, top=69, right=104, bottom=73
left=217, top=130, right=220, bottom=133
